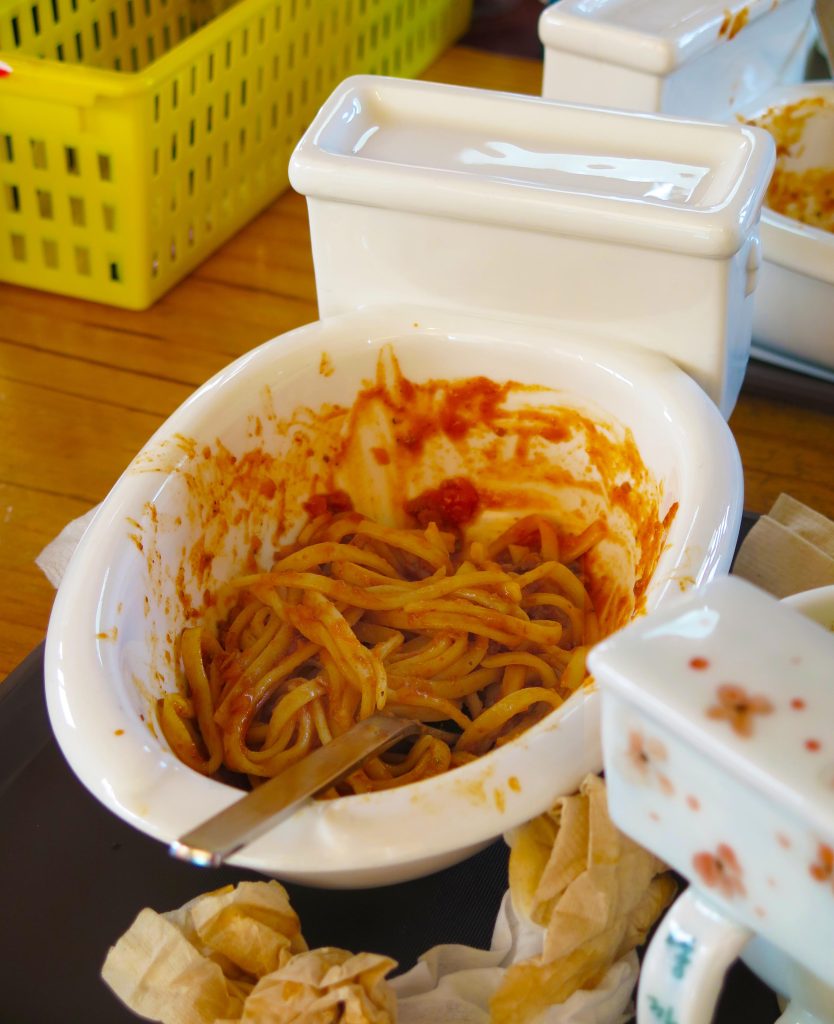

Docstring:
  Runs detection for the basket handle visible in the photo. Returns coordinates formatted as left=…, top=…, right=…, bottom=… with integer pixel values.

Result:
left=0, top=52, right=134, bottom=107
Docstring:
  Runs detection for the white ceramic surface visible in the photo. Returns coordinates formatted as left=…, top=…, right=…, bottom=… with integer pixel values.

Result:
left=540, top=0, right=815, bottom=120
left=45, top=304, right=742, bottom=888
left=784, top=584, right=834, bottom=629
left=737, top=82, right=834, bottom=376
left=289, top=75, right=775, bottom=416
left=590, top=576, right=834, bottom=1023
left=539, top=4, right=833, bottom=380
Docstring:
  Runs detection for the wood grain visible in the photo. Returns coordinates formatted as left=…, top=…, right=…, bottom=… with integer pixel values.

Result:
left=1, top=46, right=832, bottom=679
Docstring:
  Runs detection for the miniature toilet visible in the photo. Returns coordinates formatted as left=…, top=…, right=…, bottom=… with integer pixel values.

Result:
left=539, top=0, right=834, bottom=377
left=45, top=76, right=775, bottom=886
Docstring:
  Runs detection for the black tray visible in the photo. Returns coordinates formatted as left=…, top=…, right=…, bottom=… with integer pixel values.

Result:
left=0, top=514, right=779, bottom=1023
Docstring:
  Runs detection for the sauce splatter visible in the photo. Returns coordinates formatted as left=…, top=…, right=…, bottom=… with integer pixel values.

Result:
left=719, top=5, right=749, bottom=39
left=319, top=352, right=334, bottom=377
left=303, top=491, right=354, bottom=518
left=689, top=656, right=710, bottom=670
left=133, top=345, right=674, bottom=694
left=405, top=477, right=480, bottom=530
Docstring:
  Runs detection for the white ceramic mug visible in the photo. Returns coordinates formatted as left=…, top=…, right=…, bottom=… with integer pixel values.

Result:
left=588, top=576, right=834, bottom=1024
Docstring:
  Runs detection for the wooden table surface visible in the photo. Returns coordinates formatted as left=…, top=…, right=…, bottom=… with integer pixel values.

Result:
left=1, top=45, right=833, bottom=681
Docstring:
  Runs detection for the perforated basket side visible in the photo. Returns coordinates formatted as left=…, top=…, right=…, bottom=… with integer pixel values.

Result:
left=0, top=0, right=472, bottom=308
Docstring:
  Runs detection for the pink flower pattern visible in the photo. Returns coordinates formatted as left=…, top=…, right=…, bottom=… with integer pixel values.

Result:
left=706, top=684, right=773, bottom=738
left=625, top=730, right=674, bottom=795
left=693, top=844, right=746, bottom=899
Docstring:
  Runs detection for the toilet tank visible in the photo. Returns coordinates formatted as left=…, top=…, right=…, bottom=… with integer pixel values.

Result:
left=539, top=0, right=816, bottom=121
left=288, top=75, right=774, bottom=416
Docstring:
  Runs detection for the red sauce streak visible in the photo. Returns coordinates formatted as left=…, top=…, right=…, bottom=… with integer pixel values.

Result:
left=405, top=477, right=480, bottom=530
left=303, top=490, right=354, bottom=518
left=805, top=739, right=821, bottom=752
left=690, top=657, right=710, bottom=670
left=719, top=6, right=748, bottom=38
left=791, top=698, right=806, bottom=710
left=376, top=375, right=512, bottom=455
left=144, top=347, right=674, bottom=656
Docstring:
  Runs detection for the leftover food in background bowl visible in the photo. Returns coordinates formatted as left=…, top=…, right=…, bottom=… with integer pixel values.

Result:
left=740, top=82, right=834, bottom=375
left=746, top=88, right=834, bottom=234
left=45, top=305, right=742, bottom=887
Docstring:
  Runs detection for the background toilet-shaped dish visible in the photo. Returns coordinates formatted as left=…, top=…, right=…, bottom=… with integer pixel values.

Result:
left=540, top=0, right=834, bottom=379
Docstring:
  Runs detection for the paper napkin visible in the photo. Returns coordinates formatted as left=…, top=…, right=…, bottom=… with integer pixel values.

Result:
left=732, top=493, right=834, bottom=597
left=101, top=779, right=652, bottom=1024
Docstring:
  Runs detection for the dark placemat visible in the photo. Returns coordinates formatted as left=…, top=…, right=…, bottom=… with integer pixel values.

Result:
left=0, top=514, right=777, bottom=1023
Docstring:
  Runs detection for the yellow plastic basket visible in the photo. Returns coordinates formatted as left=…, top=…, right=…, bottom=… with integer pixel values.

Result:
left=0, top=0, right=471, bottom=308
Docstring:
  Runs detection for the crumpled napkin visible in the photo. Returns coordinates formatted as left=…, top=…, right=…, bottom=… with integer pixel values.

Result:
left=102, top=886, right=639, bottom=1024
left=732, top=493, right=834, bottom=597
left=224, top=948, right=398, bottom=1024
left=391, top=889, right=639, bottom=1024
left=102, top=880, right=309, bottom=1024
left=491, top=774, right=676, bottom=1024
left=100, top=777, right=658, bottom=1024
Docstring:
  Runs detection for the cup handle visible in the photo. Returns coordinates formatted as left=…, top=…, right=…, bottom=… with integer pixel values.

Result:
left=637, top=887, right=752, bottom=1024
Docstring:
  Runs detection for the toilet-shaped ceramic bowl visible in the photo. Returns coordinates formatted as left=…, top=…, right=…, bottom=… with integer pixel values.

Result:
left=45, top=77, right=771, bottom=887
left=539, top=0, right=834, bottom=377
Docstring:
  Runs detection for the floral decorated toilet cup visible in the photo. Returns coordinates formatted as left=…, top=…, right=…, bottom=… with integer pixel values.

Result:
left=587, top=575, right=834, bottom=1024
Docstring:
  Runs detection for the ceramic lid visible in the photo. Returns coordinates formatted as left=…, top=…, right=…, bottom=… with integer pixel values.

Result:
left=539, top=0, right=812, bottom=74
left=589, top=576, right=834, bottom=836
left=290, top=76, right=774, bottom=259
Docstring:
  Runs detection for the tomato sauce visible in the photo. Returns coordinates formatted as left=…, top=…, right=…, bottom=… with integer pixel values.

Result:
left=405, top=477, right=480, bottom=530
left=136, top=344, right=676, bottom=655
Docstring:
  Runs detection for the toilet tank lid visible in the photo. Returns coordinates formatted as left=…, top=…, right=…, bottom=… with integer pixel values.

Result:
left=538, top=0, right=813, bottom=76
left=289, top=76, right=774, bottom=259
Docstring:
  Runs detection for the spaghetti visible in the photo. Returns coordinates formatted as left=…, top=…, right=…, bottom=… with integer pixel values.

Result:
left=159, top=485, right=605, bottom=795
